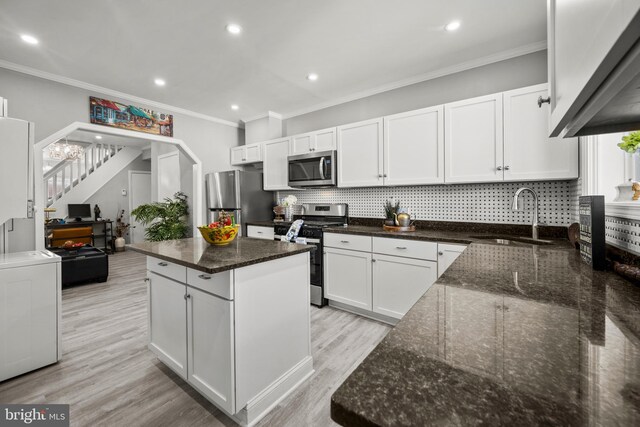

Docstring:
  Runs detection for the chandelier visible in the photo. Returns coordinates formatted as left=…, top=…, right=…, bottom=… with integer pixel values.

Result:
left=48, top=138, right=84, bottom=161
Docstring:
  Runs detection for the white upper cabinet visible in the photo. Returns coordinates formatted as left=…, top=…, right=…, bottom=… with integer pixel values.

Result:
left=290, top=133, right=313, bottom=155
left=230, top=142, right=262, bottom=166
left=503, top=84, right=578, bottom=181
left=384, top=106, right=445, bottom=186
left=290, top=128, right=337, bottom=155
left=445, top=93, right=503, bottom=183
left=337, top=118, right=383, bottom=187
left=263, top=137, right=292, bottom=191
left=314, top=128, right=337, bottom=152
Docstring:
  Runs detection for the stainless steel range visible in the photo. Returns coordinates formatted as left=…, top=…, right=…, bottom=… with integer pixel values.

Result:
left=274, top=203, right=348, bottom=307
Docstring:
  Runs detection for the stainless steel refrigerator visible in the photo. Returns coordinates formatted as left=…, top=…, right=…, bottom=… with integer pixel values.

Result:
left=205, top=170, right=274, bottom=236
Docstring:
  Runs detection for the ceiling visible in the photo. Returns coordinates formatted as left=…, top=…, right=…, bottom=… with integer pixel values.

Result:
left=0, top=0, right=546, bottom=125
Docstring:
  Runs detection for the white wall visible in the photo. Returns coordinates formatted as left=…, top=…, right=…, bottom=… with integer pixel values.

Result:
left=284, top=50, right=547, bottom=135
left=0, top=67, right=244, bottom=175
left=84, top=156, right=151, bottom=243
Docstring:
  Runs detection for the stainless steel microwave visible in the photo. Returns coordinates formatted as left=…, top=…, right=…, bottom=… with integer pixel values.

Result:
left=288, top=150, right=337, bottom=188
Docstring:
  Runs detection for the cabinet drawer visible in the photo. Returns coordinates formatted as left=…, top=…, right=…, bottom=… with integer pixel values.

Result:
left=373, top=237, right=437, bottom=260
left=247, top=225, right=275, bottom=240
left=187, top=268, right=234, bottom=300
left=324, top=233, right=372, bottom=252
left=147, top=256, right=186, bottom=282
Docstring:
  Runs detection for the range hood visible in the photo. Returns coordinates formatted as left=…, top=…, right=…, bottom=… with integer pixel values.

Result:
left=549, top=3, right=640, bottom=138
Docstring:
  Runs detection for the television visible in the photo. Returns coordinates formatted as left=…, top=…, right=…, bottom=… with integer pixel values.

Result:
left=68, top=204, right=92, bottom=221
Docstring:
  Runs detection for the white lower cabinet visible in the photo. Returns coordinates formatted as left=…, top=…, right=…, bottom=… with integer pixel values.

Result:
left=324, top=247, right=372, bottom=310
left=246, top=225, right=275, bottom=240
left=324, top=234, right=461, bottom=322
left=372, top=254, right=437, bottom=319
left=146, top=253, right=313, bottom=424
left=437, top=243, right=467, bottom=277
left=148, top=271, right=188, bottom=378
left=187, top=286, right=235, bottom=413
left=0, top=261, right=60, bottom=382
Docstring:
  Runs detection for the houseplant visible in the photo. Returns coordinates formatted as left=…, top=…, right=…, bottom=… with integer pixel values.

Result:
left=383, top=199, right=400, bottom=226
left=131, top=192, right=189, bottom=242
left=617, top=131, right=640, bottom=153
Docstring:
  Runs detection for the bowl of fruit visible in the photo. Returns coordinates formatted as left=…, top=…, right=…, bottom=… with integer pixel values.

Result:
left=198, top=211, right=239, bottom=245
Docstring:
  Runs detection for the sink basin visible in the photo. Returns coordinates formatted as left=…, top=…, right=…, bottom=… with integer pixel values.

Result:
left=470, top=235, right=555, bottom=246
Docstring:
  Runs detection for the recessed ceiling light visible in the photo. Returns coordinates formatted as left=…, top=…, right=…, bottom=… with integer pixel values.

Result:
left=445, top=21, right=461, bottom=32
left=231, top=104, right=239, bottom=111
left=20, top=34, right=39, bottom=45
left=226, top=24, right=242, bottom=35
left=95, top=135, right=102, bottom=140
left=154, top=78, right=166, bottom=86
left=306, top=73, right=319, bottom=81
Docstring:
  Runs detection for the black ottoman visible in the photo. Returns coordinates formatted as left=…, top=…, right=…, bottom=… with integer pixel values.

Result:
left=49, top=246, right=109, bottom=286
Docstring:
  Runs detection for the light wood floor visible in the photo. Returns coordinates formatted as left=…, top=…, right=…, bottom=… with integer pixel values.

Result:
left=0, top=251, right=390, bottom=427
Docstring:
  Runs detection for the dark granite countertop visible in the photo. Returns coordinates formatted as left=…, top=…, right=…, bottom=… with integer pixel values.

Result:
left=331, top=239, right=640, bottom=426
left=128, top=237, right=313, bottom=274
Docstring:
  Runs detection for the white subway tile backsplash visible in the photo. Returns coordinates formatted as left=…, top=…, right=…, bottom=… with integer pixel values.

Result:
left=278, top=180, right=578, bottom=226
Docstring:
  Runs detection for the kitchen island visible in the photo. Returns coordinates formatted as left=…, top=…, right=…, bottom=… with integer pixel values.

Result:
left=129, top=237, right=314, bottom=427
left=330, top=233, right=640, bottom=426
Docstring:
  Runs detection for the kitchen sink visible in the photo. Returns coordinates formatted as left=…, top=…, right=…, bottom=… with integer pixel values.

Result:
left=470, top=235, right=555, bottom=246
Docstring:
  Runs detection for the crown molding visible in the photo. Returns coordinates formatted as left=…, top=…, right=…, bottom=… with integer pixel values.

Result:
left=0, top=59, right=242, bottom=129
left=242, top=110, right=283, bottom=123
left=281, top=40, right=547, bottom=120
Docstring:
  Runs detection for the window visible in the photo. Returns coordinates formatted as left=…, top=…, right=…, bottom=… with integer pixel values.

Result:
left=582, top=131, right=640, bottom=219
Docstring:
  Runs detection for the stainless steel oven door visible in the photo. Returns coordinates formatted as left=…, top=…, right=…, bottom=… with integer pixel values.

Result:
left=288, top=150, right=336, bottom=187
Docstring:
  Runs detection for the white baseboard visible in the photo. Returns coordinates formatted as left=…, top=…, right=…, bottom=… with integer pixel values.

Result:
left=232, top=356, right=314, bottom=427
left=329, top=300, right=399, bottom=326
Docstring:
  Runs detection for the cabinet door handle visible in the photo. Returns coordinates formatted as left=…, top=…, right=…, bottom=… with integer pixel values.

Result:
left=372, top=259, right=376, bottom=263
left=496, top=166, right=503, bottom=171
left=257, top=231, right=263, bottom=234
left=383, top=174, right=388, bottom=178
left=537, top=96, right=551, bottom=108
left=158, top=262, right=168, bottom=267
left=144, top=278, right=150, bottom=283
left=378, top=174, right=383, bottom=178
left=438, top=251, right=444, bottom=256
left=340, top=240, right=350, bottom=243
left=198, top=274, right=211, bottom=280
left=396, top=246, right=407, bottom=250
left=504, top=165, right=510, bottom=171
left=184, top=293, right=191, bottom=300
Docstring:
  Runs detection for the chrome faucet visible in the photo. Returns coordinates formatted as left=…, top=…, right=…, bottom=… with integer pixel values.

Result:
left=512, top=187, right=539, bottom=240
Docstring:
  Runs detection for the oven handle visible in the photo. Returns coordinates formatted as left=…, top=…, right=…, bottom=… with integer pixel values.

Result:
left=274, top=235, right=320, bottom=244
left=319, top=157, right=326, bottom=180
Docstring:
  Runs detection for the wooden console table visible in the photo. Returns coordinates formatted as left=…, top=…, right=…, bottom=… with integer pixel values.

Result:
left=46, top=220, right=114, bottom=253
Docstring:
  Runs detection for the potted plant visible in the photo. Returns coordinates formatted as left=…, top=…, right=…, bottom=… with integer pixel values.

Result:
left=131, top=192, right=189, bottom=241
left=114, top=209, right=130, bottom=252
left=617, top=131, right=640, bottom=153
left=383, top=199, right=400, bottom=226
left=614, top=131, right=640, bottom=201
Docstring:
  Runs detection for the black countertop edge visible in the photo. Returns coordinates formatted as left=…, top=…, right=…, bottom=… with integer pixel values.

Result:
left=128, top=238, right=314, bottom=275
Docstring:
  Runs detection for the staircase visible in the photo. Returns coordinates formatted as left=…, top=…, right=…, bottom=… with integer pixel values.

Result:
left=45, top=142, right=142, bottom=210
